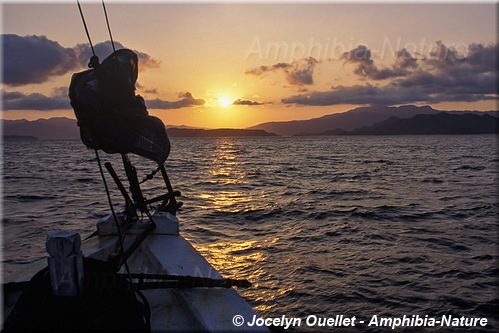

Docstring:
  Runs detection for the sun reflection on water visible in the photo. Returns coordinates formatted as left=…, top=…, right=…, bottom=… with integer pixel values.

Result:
left=194, top=238, right=278, bottom=279
left=208, top=139, right=248, bottom=185
left=192, top=237, right=283, bottom=314
left=188, top=139, right=289, bottom=314
left=198, top=191, right=252, bottom=212
left=194, top=139, right=255, bottom=212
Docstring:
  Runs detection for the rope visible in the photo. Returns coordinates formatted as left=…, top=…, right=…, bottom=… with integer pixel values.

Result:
left=77, top=0, right=100, bottom=68
left=77, top=0, right=95, bottom=56
left=101, top=0, right=116, bottom=53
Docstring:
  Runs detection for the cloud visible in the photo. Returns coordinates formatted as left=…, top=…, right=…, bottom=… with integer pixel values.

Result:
left=341, top=44, right=372, bottom=64
left=282, top=83, right=438, bottom=106
left=74, top=41, right=160, bottom=71
left=245, top=57, right=319, bottom=87
left=282, top=84, right=377, bottom=106
left=466, top=43, right=497, bottom=72
left=2, top=34, right=78, bottom=86
left=2, top=34, right=161, bottom=86
left=283, top=41, right=498, bottom=106
left=146, top=91, right=205, bottom=109
left=2, top=89, right=70, bottom=110
left=135, top=82, right=159, bottom=95
left=232, top=98, right=271, bottom=106
left=245, top=62, right=292, bottom=76
left=2, top=89, right=206, bottom=111
left=341, top=45, right=411, bottom=80
left=395, top=48, right=419, bottom=70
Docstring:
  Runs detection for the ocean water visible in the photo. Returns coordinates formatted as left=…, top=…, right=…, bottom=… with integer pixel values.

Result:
left=2, top=135, right=498, bottom=331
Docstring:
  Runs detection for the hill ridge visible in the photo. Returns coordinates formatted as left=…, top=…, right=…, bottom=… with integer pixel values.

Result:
left=248, top=105, right=498, bottom=136
left=295, top=112, right=498, bottom=136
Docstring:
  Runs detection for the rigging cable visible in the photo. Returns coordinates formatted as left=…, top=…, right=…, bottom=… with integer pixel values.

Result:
left=77, top=0, right=95, bottom=56
left=101, top=0, right=116, bottom=53
left=77, top=0, right=99, bottom=68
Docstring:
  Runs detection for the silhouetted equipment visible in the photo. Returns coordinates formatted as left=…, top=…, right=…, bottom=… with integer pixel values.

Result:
left=70, top=0, right=182, bottom=279
left=69, top=49, right=171, bottom=165
left=69, top=48, right=183, bottom=273
left=3, top=258, right=150, bottom=332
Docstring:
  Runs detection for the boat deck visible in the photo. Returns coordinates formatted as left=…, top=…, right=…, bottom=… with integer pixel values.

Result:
left=3, top=212, right=268, bottom=332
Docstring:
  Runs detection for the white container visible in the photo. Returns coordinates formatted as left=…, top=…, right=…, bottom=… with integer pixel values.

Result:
left=46, top=230, right=84, bottom=296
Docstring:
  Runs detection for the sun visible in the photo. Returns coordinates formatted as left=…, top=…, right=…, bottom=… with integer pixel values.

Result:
left=219, top=96, right=233, bottom=108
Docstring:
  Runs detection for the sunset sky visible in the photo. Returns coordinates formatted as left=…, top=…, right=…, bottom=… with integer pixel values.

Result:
left=1, top=1, right=497, bottom=129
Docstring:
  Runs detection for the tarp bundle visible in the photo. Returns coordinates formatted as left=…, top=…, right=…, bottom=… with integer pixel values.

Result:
left=3, top=258, right=150, bottom=332
left=69, top=49, right=170, bottom=164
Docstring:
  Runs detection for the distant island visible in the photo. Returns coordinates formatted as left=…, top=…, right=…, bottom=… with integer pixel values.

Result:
left=167, top=128, right=278, bottom=138
left=2, top=105, right=498, bottom=139
left=296, top=112, right=499, bottom=136
left=250, top=105, right=498, bottom=136
left=1, top=118, right=277, bottom=139
left=3, top=135, right=39, bottom=141
left=2, top=117, right=79, bottom=140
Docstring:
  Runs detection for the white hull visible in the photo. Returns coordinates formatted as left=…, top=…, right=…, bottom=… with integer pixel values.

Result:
left=3, top=212, right=268, bottom=332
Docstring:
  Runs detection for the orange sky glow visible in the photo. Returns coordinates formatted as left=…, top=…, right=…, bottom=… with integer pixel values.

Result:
left=1, top=1, right=497, bottom=129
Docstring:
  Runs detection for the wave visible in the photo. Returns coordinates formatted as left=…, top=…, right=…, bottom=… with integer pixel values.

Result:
left=6, top=194, right=57, bottom=202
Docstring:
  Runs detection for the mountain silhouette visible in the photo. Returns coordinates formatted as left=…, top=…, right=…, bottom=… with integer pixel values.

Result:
left=249, top=105, right=497, bottom=136
left=353, top=113, right=499, bottom=135
left=3, top=117, right=79, bottom=140
left=297, top=112, right=498, bottom=136
left=2, top=117, right=276, bottom=139
left=248, top=105, right=439, bottom=136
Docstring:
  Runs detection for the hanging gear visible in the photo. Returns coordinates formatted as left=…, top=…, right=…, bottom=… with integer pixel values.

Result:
left=69, top=49, right=171, bottom=164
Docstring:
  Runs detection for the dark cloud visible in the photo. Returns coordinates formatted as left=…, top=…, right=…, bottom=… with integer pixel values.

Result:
left=281, top=84, right=416, bottom=106
left=287, top=57, right=319, bottom=86
left=135, top=82, right=160, bottom=95
left=2, top=90, right=70, bottom=110
left=2, top=34, right=161, bottom=86
left=395, top=48, right=419, bottom=70
left=2, top=34, right=163, bottom=111
left=396, top=42, right=498, bottom=95
left=283, top=41, right=498, bottom=106
left=341, top=45, right=410, bottom=80
left=341, top=44, right=372, bottom=63
left=146, top=91, right=205, bottom=109
left=232, top=98, right=270, bottom=106
left=245, top=57, right=319, bottom=87
left=74, top=41, right=122, bottom=68
left=2, top=89, right=205, bottom=111
left=2, top=34, right=77, bottom=86
left=75, top=41, right=160, bottom=71
left=427, top=40, right=465, bottom=68
left=245, top=62, right=292, bottom=76
left=466, top=43, right=497, bottom=72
